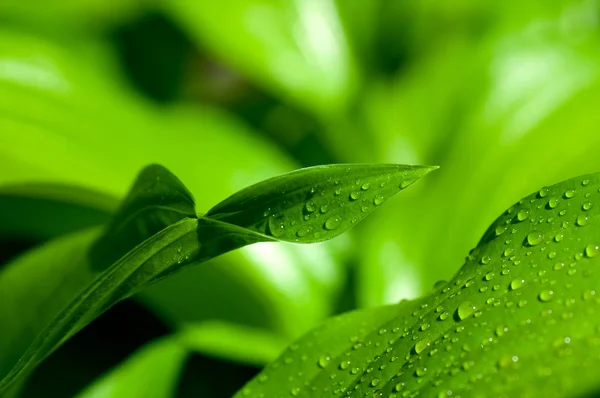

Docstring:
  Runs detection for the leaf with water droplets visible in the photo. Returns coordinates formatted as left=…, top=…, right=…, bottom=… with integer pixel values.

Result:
left=235, top=173, right=600, bottom=398
left=207, top=164, right=438, bottom=243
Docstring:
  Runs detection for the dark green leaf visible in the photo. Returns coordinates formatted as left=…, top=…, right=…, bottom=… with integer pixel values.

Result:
left=207, top=164, right=438, bottom=243
left=236, top=173, right=600, bottom=398
left=0, top=183, right=116, bottom=240
left=90, top=164, right=196, bottom=271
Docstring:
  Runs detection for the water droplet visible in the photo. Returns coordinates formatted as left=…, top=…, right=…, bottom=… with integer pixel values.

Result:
left=555, top=233, right=564, bottom=242
left=517, top=209, right=530, bottom=222
left=583, top=202, right=593, bottom=211
left=296, top=226, right=313, bottom=238
left=305, top=201, right=316, bottom=213
left=564, top=189, right=576, bottom=199
left=585, top=244, right=599, bottom=258
left=510, top=278, right=525, bottom=290
left=539, top=188, right=549, bottom=198
left=415, top=367, right=428, bottom=377
left=361, top=183, right=371, bottom=191
left=480, top=255, right=491, bottom=265
left=371, top=378, right=380, bottom=387
left=319, top=204, right=329, bottom=214
left=324, top=216, right=342, bottom=231
left=582, top=179, right=590, bottom=186
left=414, top=340, right=430, bottom=354
left=268, top=217, right=286, bottom=238
left=334, top=188, right=342, bottom=196
left=496, top=326, right=507, bottom=337
left=526, top=232, right=544, bottom=246
left=339, top=360, right=350, bottom=370
left=485, top=272, right=495, bottom=281
left=457, top=301, right=476, bottom=320
left=400, top=179, right=415, bottom=189
left=373, top=194, right=385, bottom=206
left=539, top=290, right=554, bottom=302
left=290, top=387, right=301, bottom=396
left=349, top=191, right=360, bottom=201
left=318, top=355, right=330, bottom=368
left=576, top=215, right=589, bottom=226
left=495, top=225, right=506, bottom=236
left=583, top=290, right=596, bottom=300
left=548, top=198, right=559, bottom=209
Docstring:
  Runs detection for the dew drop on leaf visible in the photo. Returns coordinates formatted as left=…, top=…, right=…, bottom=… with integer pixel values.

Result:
left=577, top=215, right=589, bottom=226
left=457, top=301, right=476, bottom=320
left=324, top=216, right=342, bottom=230
left=510, top=278, right=525, bottom=290
left=305, top=201, right=316, bottom=213
left=548, top=198, right=559, bottom=209
left=268, top=217, right=286, bottom=238
left=349, top=191, right=360, bottom=201
left=318, top=355, right=330, bottom=368
left=517, top=209, right=530, bottom=222
left=373, top=194, right=385, bottom=206
left=526, top=232, right=544, bottom=246
left=414, top=340, right=430, bottom=354
left=564, top=189, right=576, bottom=198
left=296, top=226, right=313, bottom=238
left=539, top=290, right=554, bottom=302
left=539, top=187, right=549, bottom=198
left=585, top=244, right=599, bottom=258
left=361, top=182, right=371, bottom=191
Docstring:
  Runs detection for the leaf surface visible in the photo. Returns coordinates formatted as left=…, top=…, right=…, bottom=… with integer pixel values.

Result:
left=236, top=173, right=600, bottom=398
left=208, top=164, right=437, bottom=243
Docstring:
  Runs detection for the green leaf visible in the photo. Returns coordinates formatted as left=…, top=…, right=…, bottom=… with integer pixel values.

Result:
left=74, top=338, right=187, bottom=398
left=0, top=162, right=433, bottom=394
left=165, top=0, right=357, bottom=115
left=207, top=164, right=438, bottom=243
left=0, top=183, right=116, bottom=240
left=236, top=172, right=600, bottom=397
left=90, top=164, right=196, bottom=270
left=0, top=27, right=347, bottom=366
left=177, top=321, right=288, bottom=366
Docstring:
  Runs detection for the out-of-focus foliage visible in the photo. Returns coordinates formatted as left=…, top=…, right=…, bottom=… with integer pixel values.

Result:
left=1, top=0, right=600, bottom=396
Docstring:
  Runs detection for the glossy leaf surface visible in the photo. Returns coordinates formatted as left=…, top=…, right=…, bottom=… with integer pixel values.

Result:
left=237, top=173, right=600, bottom=398
left=208, top=164, right=437, bottom=243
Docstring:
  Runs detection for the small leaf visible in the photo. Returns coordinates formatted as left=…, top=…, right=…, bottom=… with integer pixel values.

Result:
left=90, top=164, right=196, bottom=270
left=236, top=173, right=600, bottom=398
left=74, top=338, right=187, bottom=398
left=207, top=164, right=438, bottom=243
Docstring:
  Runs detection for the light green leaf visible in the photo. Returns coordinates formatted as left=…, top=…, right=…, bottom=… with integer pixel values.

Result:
left=237, top=172, right=600, bottom=397
left=166, top=0, right=357, bottom=115
left=177, top=321, right=288, bottom=366
left=208, top=164, right=438, bottom=243
left=74, top=338, right=187, bottom=398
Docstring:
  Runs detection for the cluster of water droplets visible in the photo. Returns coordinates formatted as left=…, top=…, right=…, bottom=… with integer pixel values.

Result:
left=263, top=168, right=419, bottom=242
left=238, top=177, right=600, bottom=398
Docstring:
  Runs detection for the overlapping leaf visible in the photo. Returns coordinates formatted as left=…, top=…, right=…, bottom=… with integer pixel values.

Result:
left=0, top=162, right=434, bottom=395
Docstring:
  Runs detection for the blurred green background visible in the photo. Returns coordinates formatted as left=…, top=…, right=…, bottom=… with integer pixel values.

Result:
left=2, top=0, right=600, bottom=396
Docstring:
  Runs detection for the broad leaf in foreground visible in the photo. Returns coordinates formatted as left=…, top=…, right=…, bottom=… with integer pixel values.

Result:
left=237, top=173, right=600, bottom=398
left=0, top=162, right=435, bottom=394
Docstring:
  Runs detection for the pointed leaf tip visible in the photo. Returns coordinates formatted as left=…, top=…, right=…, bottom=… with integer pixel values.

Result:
left=207, top=163, right=437, bottom=244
